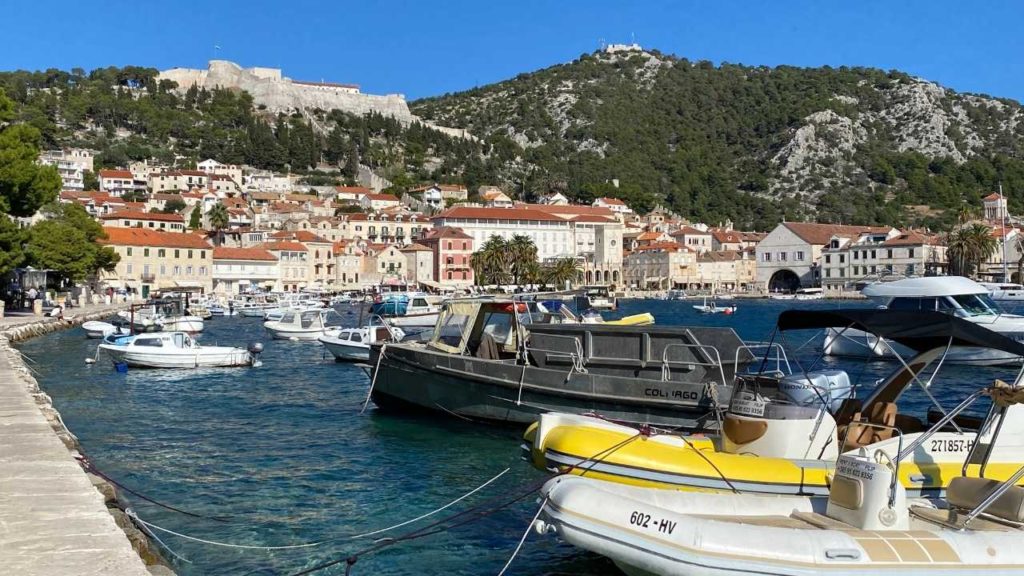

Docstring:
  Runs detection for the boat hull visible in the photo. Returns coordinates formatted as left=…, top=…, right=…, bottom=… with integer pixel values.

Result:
left=319, top=338, right=369, bottom=361
left=824, top=327, right=1021, bottom=365
left=385, top=312, right=439, bottom=328
left=99, top=346, right=254, bottom=368
left=369, top=344, right=726, bottom=429
left=161, top=317, right=204, bottom=332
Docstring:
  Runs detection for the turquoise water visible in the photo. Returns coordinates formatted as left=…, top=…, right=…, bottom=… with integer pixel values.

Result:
left=16, top=299, right=1024, bottom=575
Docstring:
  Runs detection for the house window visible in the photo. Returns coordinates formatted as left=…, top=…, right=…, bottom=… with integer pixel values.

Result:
left=143, top=264, right=150, bottom=275
left=462, top=241, right=467, bottom=250
left=188, top=250, right=193, bottom=259
left=825, top=269, right=831, bottom=278
left=160, top=265, right=166, bottom=275
left=839, top=254, right=845, bottom=264
left=839, top=269, right=845, bottom=277
left=761, top=252, right=771, bottom=262
left=199, top=266, right=207, bottom=276
left=126, top=247, right=133, bottom=256
left=175, top=249, right=180, bottom=258
left=871, top=250, right=877, bottom=259
left=200, top=250, right=206, bottom=259
left=824, top=254, right=831, bottom=264
left=446, top=257, right=453, bottom=265
left=186, top=266, right=193, bottom=275
left=795, top=251, right=805, bottom=261
left=174, top=265, right=181, bottom=275
left=447, top=271, right=453, bottom=280
left=127, top=263, right=133, bottom=274
left=853, top=251, right=859, bottom=260
left=778, top=252, right=787, bottom=262
left=447, top=242, right=453, bottom=250
left=886, top=249, right=893, bottom=259
left=144, top=248, right=150, bottom=257
left=158, top=249, right=165, bottom=257
left=908, top=248, right=915, bottom=258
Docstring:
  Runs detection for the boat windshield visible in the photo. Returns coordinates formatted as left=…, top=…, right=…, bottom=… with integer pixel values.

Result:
left=949, top=293, right=1000, bottom=317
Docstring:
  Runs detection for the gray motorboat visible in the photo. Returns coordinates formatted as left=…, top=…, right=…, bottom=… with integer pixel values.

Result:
left=368, top=298, right=765, bottom=430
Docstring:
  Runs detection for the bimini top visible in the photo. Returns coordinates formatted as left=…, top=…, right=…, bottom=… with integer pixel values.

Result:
left=862, top=276, right=986, bottom=299
left=777, top=308, right=1024, bottom=356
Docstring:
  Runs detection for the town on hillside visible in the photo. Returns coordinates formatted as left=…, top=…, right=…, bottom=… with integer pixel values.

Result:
left=12, top=148, right=1022, bottom=302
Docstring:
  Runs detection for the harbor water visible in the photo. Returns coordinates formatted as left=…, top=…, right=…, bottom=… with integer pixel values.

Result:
left=16, top=299, right=1024, bottom=575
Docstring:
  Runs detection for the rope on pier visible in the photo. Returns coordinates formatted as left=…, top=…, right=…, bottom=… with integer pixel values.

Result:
left=360, top=343, right=387, bottom=414
left=496, top=494, right=549, bottom=576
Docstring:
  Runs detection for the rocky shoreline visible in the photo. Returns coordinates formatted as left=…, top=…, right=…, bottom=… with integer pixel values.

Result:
left=1, top=306, right=173, bottom=575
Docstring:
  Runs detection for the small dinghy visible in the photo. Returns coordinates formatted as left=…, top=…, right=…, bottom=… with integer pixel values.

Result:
left=536, top=378, right=1024, bottom=576
left=692, top=296, right=736, bottom=314
left=82, top=320, right=128, bottom=339
left=98, top=332, right=263, bottom=368
left=319, top=321, right=405, bottom=362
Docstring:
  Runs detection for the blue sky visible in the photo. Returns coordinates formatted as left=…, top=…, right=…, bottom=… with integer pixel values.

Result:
left=2, top=0, right=1022, bottom=102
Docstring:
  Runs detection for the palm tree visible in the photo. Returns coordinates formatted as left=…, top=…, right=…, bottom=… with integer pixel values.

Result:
left=946, top=223, right=998, bottom=278
left=207, top=202, right=230, bottom=247
left=543, top=258, right=582, bottom=290
left=471, top=235, right=510, bottom=286
left=507, top=234, right=538, bottom=286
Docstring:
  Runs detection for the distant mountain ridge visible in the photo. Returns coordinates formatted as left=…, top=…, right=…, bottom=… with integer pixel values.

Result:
left=411, top=47, right=1024, bottom=229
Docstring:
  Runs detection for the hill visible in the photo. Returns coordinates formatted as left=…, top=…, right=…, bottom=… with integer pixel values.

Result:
left=412, top=48, right=1024, bottom=229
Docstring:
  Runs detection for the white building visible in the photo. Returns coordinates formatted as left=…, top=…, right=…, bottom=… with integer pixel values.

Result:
left=756, top=222, right=895, bottom=292
left=38, top=149, right=94, bottom=190
left=592, top=197, right=633, bottom=214
left=212, top=247, right=280, bottom=294
left=360, top=193, right=401, bottom=211
left=821, top=230, right=944, bottom=289
left=98, top=169, right=146, bottom=197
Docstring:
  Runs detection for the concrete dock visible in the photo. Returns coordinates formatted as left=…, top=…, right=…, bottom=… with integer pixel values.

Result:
left=0, top=304, right=154, bottom=575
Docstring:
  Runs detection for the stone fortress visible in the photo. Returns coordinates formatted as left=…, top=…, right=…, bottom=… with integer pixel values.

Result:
left=158, top=61, right=471, bottom=139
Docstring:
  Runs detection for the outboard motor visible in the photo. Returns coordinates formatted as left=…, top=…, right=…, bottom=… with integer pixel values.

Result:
left=826, top=448, right=908, bottom=530
left=779, top=370, right=852, bottom=412
left=247, top=342, right=265, bottom=367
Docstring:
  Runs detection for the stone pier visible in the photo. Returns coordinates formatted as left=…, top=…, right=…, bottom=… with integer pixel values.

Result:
left=0, top=304, right=159, bottom=575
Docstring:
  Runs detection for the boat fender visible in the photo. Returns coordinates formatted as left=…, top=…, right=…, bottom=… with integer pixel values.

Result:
left=532, top=519, right=556, bottom=536
left=85, top=358, right=96, bottom=364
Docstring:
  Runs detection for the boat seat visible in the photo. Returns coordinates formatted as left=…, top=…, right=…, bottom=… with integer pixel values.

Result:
left=840, top=402, right=897, bottom=450
left=948, top=477, right=1024, bottom=524
left=910, top=505, right=1018, bottom=531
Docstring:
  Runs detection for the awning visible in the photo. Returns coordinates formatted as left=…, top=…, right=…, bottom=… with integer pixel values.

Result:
left=419, top=279, right=444, bottom=289
left=777, top=309, right=1024, bottom=356
left=174, top=281, right=203, bottom=288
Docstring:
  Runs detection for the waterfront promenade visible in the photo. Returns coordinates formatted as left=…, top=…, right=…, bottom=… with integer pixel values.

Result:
left=0, top=303, right=152, bottom=575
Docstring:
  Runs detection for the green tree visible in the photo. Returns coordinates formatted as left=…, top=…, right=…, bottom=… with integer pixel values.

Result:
left=0, top=88, right=62, bottom=217
left=471, top=235, right=511, bottom=286
left=343, top=139, right=360, bottom=179
left=946, top=223, right=998, bottom=278
left=207, top=202, right=229, bottom=245
left=83, top=169, right=99, bottom=191
left=507, top=234, right=538, bottom=286
left=24, top=204, right=119, bottom=284
left=160, top=198, right=186, bottom=214
left=188, top=206, right=201, bottom=229
left=0, top=214, right=26, bottom=278
left=542, top=257, right=582, bottom=289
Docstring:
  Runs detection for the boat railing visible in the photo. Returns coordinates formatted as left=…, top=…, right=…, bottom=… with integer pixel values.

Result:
left=735, top=342, right=791, bottom=376
left=661, top=343, right=727, bottom=387
left=521, top=332, right=589, bottom=374
left=896, top=388, right=988, bottom=464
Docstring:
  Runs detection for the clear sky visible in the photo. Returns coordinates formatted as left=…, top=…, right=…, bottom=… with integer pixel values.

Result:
left=2, top=0, right=1022, bottom=102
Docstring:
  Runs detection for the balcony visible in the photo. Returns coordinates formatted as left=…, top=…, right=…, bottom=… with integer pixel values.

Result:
left=141, top=273, right=156, bottom=282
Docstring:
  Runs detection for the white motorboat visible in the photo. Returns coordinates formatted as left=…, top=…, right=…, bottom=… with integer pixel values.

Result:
left=319, top=322, right=405, bottom=362
left=82, top=320, right=128, bottom=339
left=574, top=285, right=617, bottom=311
left=159, top=315, right=205, bottom=332
left=794, top=287, right=824, bottom=300
left=825, top=276, right=1024, bottom=365
left=693, top=296, right=736, bottom=315
left=98, top=332, right=262, bottom=368
left=535, top=371, right=1024, bottom=576
left=384, top=294, right=442, bottom=328
left=263, top=308, right=341, bottom=340
left=982, top=281, right=1024, bottom=302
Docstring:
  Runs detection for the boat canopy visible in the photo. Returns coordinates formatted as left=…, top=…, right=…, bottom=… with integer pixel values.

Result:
left=777, top=309, right=1024, bottom=357
left=862, top=276, right=986, bottom=298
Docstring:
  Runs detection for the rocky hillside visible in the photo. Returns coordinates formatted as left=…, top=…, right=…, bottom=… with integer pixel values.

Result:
left=413, top=48, right=1024, bottom=229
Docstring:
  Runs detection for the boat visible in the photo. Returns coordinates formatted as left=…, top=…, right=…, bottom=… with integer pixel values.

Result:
left=534, top=376, right=1024, bottom=576
left=768, top=290, right=795, bottom=300
left=98, top=332, right=263, bottom=368
left=319, top=320, right=405, bottom=362
left=692, top=296, right=736, bottom=315
left=263, top=308, right=341, bottom=340
left=207, top=301, right=238, bottom=316
left=262, top=293, right=326, bottom=320
left=824, top=276, right=1024, bottom=365
left=794, top=286, right=825, bottom=300
left=574, top=285, right=617, bottom=311
left=368, top=298, right=759, bottom=429
left=82, top=320, right=128, bottom=339
left=370, top=292, right=410, bottom=316
left=982, top=281, right=1024, bottom=302
left=527, top=309, right=1024, bottom=498
left=380, top=293, right=441, bottom=328
left=540, top=300, right=654, bottom=326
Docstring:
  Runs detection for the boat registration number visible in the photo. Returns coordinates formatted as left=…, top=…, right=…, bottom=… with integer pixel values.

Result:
left=730, top=398, right=766, bottom=417
left=930, top=439, right=974, bottom=453
left=629, top=510, right=677, bottom=535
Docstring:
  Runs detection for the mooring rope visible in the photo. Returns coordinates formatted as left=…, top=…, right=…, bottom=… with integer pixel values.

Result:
left=495, top=494, right=550, bottom=576
left=360, top=343, right=387, bottom=414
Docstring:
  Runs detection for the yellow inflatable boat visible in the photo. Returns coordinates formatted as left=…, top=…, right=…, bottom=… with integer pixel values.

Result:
left=601, top=312, right=655, bottom=326
left=527, top=309, right=1024, bottom=497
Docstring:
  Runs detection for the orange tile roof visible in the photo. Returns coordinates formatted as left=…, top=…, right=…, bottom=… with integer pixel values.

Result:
left=596, top=197, right=626, bottom=205
left=671, top=226, right=710, bottom=236
left=364, top=193, right=399, bottom=201
left=100, top=210, right=184, bottom=222
left=571, top=214, right=614, bottom=223
left=530, top=204, right=616, bottom=219
left=212, top=247, right=277, bottom=261
left=711, top=229, right=743, bottom=243
left=635, top=242, right=683, bottom=252
left=99, top=169, right=133, bottom=179
left=100, top=227, right=212, bottom=249
left=782, top=222, right=894, bottom=245
left=399, top=243, right=432, bottom=252
left=983, top=192, right=1003, bottom=201
left=636, top=231, right=665, bottom=241
left=434, top=206, right=565, bottom=222
left=423, top=226, right=474, bottom=240
left=260, top=241, right=308, bottom=252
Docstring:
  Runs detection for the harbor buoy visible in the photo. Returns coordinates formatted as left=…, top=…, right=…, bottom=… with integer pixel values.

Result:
left=85, top=358, right=96, bottom=364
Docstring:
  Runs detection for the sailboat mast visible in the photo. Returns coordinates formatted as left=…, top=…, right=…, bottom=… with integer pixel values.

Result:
left=1001, top=183, right=1009, bottom=281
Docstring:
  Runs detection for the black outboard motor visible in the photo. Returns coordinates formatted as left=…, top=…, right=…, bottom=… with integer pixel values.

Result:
left=247, top=342, right=265, bottom=367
